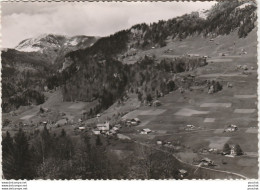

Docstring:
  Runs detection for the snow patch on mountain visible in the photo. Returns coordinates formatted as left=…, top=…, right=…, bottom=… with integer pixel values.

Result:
left=16, top=46, right=42, bottom=53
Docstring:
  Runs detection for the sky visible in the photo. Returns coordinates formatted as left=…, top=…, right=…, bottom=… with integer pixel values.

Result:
left=1, top=1, right=217, bottom=48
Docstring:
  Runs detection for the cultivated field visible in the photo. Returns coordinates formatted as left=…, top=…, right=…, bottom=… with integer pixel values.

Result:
left=124, top=54, right=258, bottom=178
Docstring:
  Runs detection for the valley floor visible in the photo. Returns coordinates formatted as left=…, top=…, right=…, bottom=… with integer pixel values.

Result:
left=2, top=53, right=258, bottom=179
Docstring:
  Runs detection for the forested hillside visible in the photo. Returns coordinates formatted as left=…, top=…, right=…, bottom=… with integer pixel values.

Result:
left=49, top=1, right=256, bottom=113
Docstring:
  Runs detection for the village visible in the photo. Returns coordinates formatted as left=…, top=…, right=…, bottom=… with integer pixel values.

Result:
left=2, top=45, right=257, bottom=179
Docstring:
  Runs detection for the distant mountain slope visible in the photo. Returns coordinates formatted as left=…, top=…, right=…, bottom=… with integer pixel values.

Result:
left=2, top=1, right=257, bottom=114
left=2, top=34, right=99, bottom=112
left=15, top=34, right=98, bottom=65
left=57, top=1, right=256, bottom=106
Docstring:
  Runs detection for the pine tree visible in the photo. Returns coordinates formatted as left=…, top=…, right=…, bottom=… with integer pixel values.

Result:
left=223, top=143, right=231, bottom=154
left=96, top=135, right=102, bottom=146
left=234, top=144, right=243, bottom=156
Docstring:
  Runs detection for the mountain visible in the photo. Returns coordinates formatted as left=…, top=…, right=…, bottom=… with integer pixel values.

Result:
left=55, top=1, right=256, bottom=107
left=15, top=34, right=99, bottom=65
left=2, top=34, right=99, bottom=112
left=2, top=1, right=257, bottom=114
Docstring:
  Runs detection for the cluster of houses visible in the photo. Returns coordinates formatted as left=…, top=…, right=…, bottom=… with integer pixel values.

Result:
left=92, top=121, right=120, bottom=136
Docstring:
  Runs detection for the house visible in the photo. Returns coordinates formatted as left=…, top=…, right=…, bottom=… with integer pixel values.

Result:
left=97, top=121, right=110, bottom=131
left=227, top=82, right=233, bottom=88
left=78, top=127, right=85, bottom=131
left=141, top=128, right=152, bottom=134
left=242, top=65, right=248, bottom=70
left=185, top=124, right=195, bottom=131
left=44, top=86, right=48, bottom=91
left=114, top=124, right=121, bottom=128
left=178, top=169, right=188, bottom=178
left=96, top=114, right=101, bottom=118
left=112, top=127, right=119, bottom=131
left=131, top=121, right=138, bottom=126
left=92, top=129, right=101, bottom=135
left=224, top=124, right=238, bottom=132
left=133, top=118, right=141, bottom=123
left=130, top=118, right=141, bottom=126
left=42, top=121, right=48, bottom=127
left=55, top=119, right=68, bottom=127
left=156, top=140, right=163, bottom=145
left=200, top=158, right=214, bottom=166
left=153, top=100, right=161, bottom=107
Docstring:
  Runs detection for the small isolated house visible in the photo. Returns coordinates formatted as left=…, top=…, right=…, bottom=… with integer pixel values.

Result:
left=185, top=124, right=195, bottom=131
left=156, top=140, right=163, bottom=145
left=187, top=54, right=200, bottom=57
left=227, top=82, right=233, bottom=88
left=55, top=119, right=68, bottom=127
left=97, top=121, right=110, bottom=131
left=242, top=65, right=248, bottom=70
left=200, top=158, right=214, bottom=166
left=178, top=169, right=188, bottom=178
left=130, top=118, right=141, bottom=126
left=153, top=100, right=161, bottom=107
left=78, top=127, right=86, bottom=131
left=92, top=129, right=101, bottom=135
left=140, top=128, right=152, bottom=134
left=224, top=124, right=238, bottom=132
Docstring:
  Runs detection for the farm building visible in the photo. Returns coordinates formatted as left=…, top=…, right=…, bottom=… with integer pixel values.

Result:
left=97, top=121, right=110, bottom=131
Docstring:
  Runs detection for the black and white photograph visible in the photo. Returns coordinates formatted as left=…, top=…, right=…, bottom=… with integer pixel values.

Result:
left=1, top=0, right=258, bottom=180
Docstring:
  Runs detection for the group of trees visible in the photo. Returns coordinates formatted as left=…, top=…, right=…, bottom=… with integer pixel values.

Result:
left=2, top=89, right=45, bottom=113
left=223, top=143, right=243, bottom=155
left=1, top=49, right=55, bottom=113
left=2, top=127, right=213, bottom=179
left=2, top=128, right=113, bottom=179
left=132, top=1, right=256, bottom=48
